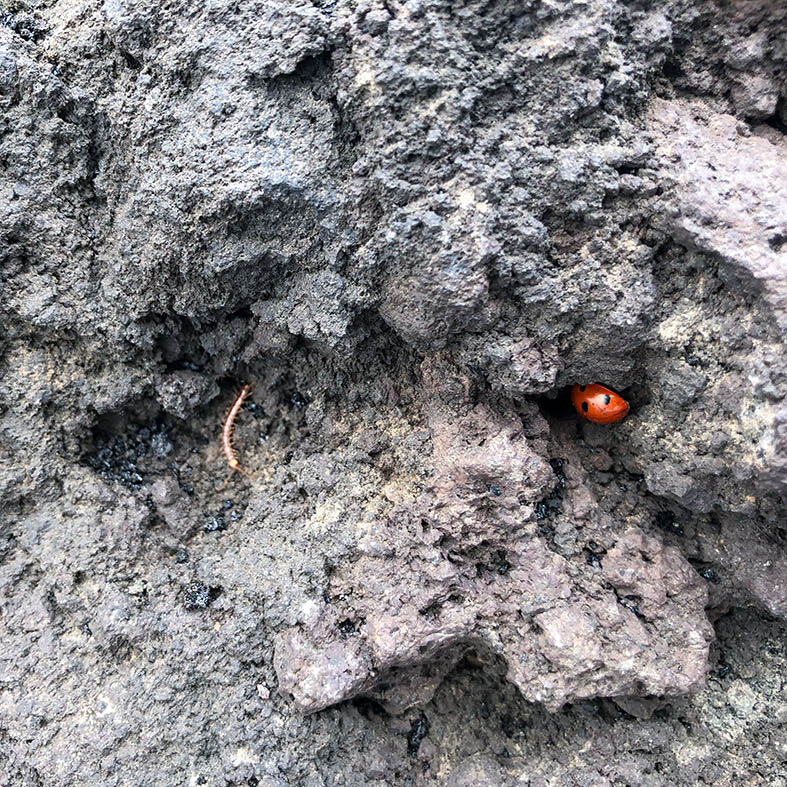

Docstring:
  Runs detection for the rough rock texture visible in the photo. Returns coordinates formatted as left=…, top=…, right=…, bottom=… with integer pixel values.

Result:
left=1, top=0, right=787, bottom=785
left=275, top=360, right=714, bottom=714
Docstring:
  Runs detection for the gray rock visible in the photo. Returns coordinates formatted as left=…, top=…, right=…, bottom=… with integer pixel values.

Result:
left=2, top=1, right=787, bottom=784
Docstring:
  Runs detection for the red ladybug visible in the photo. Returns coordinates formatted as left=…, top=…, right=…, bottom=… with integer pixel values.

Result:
left=571, top=383, right=629, bottom=424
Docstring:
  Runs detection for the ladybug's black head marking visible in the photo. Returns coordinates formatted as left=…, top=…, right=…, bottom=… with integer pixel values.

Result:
left=579, top=385, right=586, bottom=392
left=603, top=394, right=611, bottom=405
left=581, top=401, right=589, bottom=412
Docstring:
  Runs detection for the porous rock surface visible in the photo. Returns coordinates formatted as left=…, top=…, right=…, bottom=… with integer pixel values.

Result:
left=275, top=358, right=713, bottom=714
left=1, top=1, right=786, bottom=785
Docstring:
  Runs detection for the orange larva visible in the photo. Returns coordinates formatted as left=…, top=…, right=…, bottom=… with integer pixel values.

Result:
left=216, top=384, right=255, bottom=490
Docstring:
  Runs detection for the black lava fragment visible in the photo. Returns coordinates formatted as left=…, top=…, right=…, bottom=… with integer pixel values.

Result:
left=535, top=458, right=568, bottom=522
left=184, top=583, right=221, bottom=610
left=204, top=515, right=226, bottom=532
left=407, top=713, right=429, bottom=755
left=290, top=391, right=310, bottom=409
left=338, top=619, right=358, bottom=638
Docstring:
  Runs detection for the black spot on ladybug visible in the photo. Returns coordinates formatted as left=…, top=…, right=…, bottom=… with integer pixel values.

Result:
left=581, top=401, right=589, bottom=412
left=579, top=385, right=586, bottom=392
left=603, top=394, right=611, bottom=405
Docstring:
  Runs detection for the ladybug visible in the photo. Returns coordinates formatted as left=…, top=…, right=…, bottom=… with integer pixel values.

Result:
left=571, top=383, right=629, bottom=424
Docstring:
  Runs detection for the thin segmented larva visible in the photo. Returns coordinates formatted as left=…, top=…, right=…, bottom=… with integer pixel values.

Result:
left=216, top=383, right=254, bottom=491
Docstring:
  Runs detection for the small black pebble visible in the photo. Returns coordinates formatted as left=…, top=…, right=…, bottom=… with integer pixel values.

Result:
left=204, top=515, right=226, bottom=532
left=184, top=583, right=220, bottom=610
left=585, top=550, right=603, bottom=568
left=701, top=567, right=719, bottom=583
left=494, top=549, right=511, bottom=574
left=290, top=391, right=309, bottom=408
left=407, top=713, right=429, bottom=755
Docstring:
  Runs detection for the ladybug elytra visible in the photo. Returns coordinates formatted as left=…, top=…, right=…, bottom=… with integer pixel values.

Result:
left=571, top=383, right=629, bottom=424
